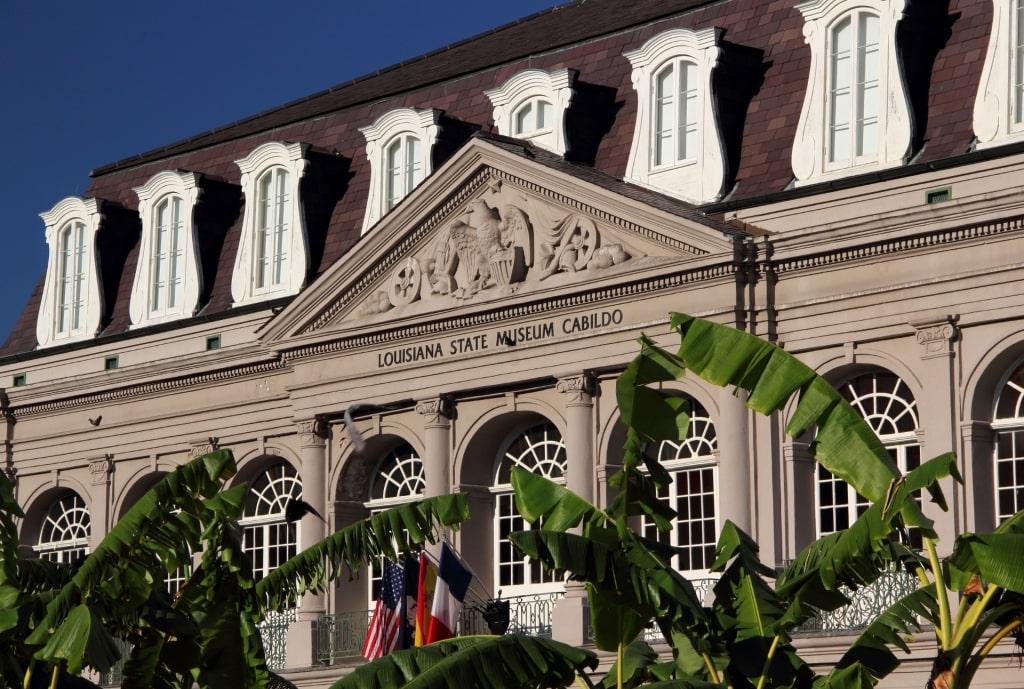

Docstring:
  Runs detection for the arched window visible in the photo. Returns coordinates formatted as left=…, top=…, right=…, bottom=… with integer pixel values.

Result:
left=484, top=68, right=575, bottom=155
left=366, top=442, right=425, bottom=602
left=385, top=136, right=423, bottom=213
left=493, top=422, right=567, bottom=596
left=642, top=399, right=718, bottom=575
left=35, top=493, right=90, bottom=563
left=513, top=99, right=554, bottom=137
left=827, top=11, right=880, bottom=167
left=994, top=362, right=1024, bottom=522
left=240, top=462, right=302, bottom=581
left=254, top=167, right=291, bottom=291
left=150, top=195, right=185, bottom=314
left=56, top=221, right=87, bottom=336
left=817, top=372, right=920, bottom=540
left=653, top=59, right=699, bottom=167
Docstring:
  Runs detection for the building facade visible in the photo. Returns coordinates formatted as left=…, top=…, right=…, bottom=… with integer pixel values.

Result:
left=2, top=0, right=1024, bottom=686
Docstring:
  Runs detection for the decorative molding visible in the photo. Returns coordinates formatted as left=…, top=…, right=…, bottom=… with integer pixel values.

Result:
left=189, top=437, right=220, bottom=458
left=89, top=456, right=113, bottom=486
left=301, top=165, right=709, bottom=336
left=11, top=359, right=286, bottom=419
left=415, top=397, right=453, bottom=426
left=283, top=260, right=733, bottom=362
left=556, top=373, right=597, bottom=405
left=911, top=315, right=958, bottom=357
left=623, top=28, right=727, bottom=204
left=296, top=419, right=328, bottom=447
left=774, top=214, right=1024, bottom=275
left=974, top=0, right=1024, bottom=148
left=791, top=0, right=911, bottom=186
left=232, top=142, right=311, bottom=306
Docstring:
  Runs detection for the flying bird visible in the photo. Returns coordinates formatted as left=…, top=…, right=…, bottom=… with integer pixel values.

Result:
left=88, top=416, right=102, bottom=427
left=285, top=497, right=325, bottom=523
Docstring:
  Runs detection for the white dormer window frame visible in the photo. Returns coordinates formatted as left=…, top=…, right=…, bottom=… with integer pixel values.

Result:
left=792, top=0, right=911, bottom=186
left=37, top=197, right=104, bottom=348
left=130, top=171, right=202, bottom=328
left=232, top=142, right=310, bottom=307
left=624, top=28, right=726, bottom=205
left=484, top=68, right=576, bottom=155
left=359, top=108, right=440, bottom=234
left=974, top=0, right=1024, bottom=148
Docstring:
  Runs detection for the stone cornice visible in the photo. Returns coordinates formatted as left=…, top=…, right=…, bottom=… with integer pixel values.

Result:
left=281, top=260, right=735, bottom=362
left=10, top=359, right=286, bottom=419
left=773, top=214, right=1024, bottom=275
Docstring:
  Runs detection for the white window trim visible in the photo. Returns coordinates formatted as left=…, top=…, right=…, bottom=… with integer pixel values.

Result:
left=974, top=0, right=1024, bottom=148
left=232, top=142, right=310, bottom=307
left=792, top=0, right=911, bottom=186
left=359, top=108, right=440, bottom=234
left=484, top=68, right=577, bottom=155
left=37, top=197, right=104, bottom=348
left=624, top=28, right=726, bottom=205
left=130, top=171, right=202, bottom=328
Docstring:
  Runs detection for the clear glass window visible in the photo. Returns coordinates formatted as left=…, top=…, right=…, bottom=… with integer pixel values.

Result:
left=653, top=59, right=698, bottom=167
left=828, top=12, right=880, bottom=165
left=35, top=493, right=90, bottom=563
left=994, top=362, right=1024, bottom=522
left=385, top=135, right=423, bottom=212
left=513, top=99, right=554, bottom=136
left=366, top=443, right=425, bottom=601
left=151, top=195, right=184, bottom=314
left=240, top=462, right=301, bottom=581
left=816, top=372, right=920, bottom=546
left=254, top=167, right=291, bottom=291
left=56, top=221, right=87, bottom=335
left=641, top=399, right=719, bottom=575
left=493, top=423, right=567, bottom=594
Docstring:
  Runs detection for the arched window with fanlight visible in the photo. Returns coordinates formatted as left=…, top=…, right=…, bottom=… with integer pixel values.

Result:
left=641, top=398, right=719, bottom=576
left=35, top=493, right=90, bottom=564
left=816, top=371, right=921, bottom=544
left=492, top=422, right=567, bottom=597
left=240, top=462, right=302, bottom=581
left=365, top=442, right=425, bottom=602
left=994, top=362, right=1024, bottom=523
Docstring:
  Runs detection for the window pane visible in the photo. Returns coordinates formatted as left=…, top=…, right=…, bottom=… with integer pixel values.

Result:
left=537, top=100, right=552, bottom=129
left=654, top=65, right=674, bottom=166
left=680, top=62, right=698, bottom=160
left=515, top=102, right=533, bottom=134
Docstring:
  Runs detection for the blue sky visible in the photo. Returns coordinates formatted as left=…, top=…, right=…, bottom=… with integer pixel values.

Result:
left=0, top=0, right=565, bottom=344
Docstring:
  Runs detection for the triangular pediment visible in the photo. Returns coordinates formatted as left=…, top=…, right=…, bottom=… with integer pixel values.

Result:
left=262, top=136, right=739, bottom=349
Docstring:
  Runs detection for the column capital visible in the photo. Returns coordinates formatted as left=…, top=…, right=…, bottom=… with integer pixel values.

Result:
left=3, top=465, right=16, bottom=488
left=189, top=437, right=220, bottom=458
left=296, top=418, right=328, bottom=448
left=556, top=372, right=596, bottom=405
left=910, top=314, right=958, bottom=359
left=89, top=455, right=113, bottom=486
left=416, top=397, right=453, bottom=426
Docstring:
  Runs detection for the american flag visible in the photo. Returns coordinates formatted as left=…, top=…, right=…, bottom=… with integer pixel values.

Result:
left=361, top=559, right=405, bottom=660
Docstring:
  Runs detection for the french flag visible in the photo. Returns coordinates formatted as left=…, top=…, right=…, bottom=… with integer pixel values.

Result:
left=426, top=542, right=472, bottom=643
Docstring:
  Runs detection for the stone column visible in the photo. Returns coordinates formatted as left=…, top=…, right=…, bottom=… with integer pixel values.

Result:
left=286, top=418, right=328, bottom=669
left=910, top=316, right=959, bottom=550
left=552, top=373, right=595, bottom=646
left=87, top=456, right=113, bottom=551
left=416, top=397, right=453, bottom=498
left=783, top=441, right=815, bottom=558
left=717, top=387, right=752, bottom=534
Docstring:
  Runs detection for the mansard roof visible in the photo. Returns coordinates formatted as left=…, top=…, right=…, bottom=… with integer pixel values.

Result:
left=0, top=0, right=996, bottom=359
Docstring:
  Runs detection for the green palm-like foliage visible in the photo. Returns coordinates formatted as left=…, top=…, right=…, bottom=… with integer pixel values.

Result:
left=327, top=636, right=599, bottom=689
left=0, top=448, right=468, bottom=689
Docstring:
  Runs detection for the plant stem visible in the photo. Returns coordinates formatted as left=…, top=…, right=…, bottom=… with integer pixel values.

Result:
left=48, top=665, right=59, bottom=689
left=951, top=582, right=999, bottom=649
left=978, top=618, right=1022, bottom=659
left=925, top=537, right=952, bottom=649
left=617, top=640, right=624, bottom=689
left=754, top=635, right=782, bottom=689
left=702, top=651, right=722, bottom=684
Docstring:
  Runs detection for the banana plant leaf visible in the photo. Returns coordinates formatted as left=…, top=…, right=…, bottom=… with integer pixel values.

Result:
left=255, top=493, right=469, bottom=611
left=327, top=635, right=599, bottom=689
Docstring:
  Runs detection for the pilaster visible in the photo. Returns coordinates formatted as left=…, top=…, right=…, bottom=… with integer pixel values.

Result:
left=416, top=397, right=453, bottom=497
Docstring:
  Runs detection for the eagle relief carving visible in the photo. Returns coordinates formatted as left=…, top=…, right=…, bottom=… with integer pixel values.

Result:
left=358, top=195, right=634, bottom=316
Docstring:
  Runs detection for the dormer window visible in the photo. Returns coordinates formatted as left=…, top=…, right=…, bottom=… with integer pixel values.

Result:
left=485, top=68, right=575, bottom=155
left=974, top=0, right=1024, bottom=148
left=360, top=108, right=440, bottom=233
left=623, top=29, right=726, bottom=204
left=232, top=142, right=310, bottom=306
left=386, top=135, right=423, bottom=212
left=37, top=197, right=104, bottom=348
left=130, top=171, right=202, bottom=327
left=791, top=0, right=911, bottom=186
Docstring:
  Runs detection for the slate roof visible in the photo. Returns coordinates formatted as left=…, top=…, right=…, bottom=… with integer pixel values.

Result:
left=0, top=0, right=995, bottom=359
